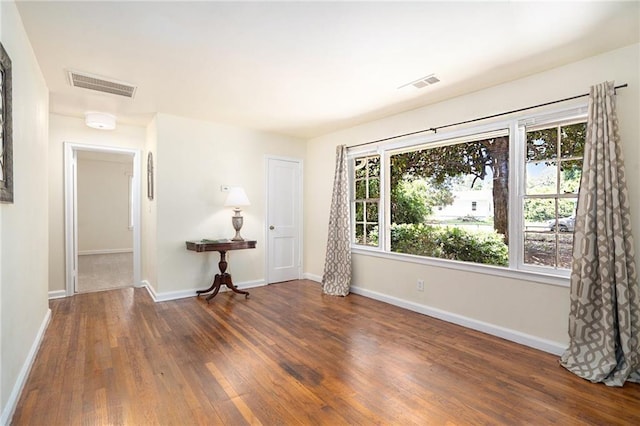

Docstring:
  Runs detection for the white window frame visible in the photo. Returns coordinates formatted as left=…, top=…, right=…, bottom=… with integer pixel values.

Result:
left=349, top=104, right=588, bottom=287
left=514, top=106, right=588, bottom=277
left=349, top=149, right=383, bottom=248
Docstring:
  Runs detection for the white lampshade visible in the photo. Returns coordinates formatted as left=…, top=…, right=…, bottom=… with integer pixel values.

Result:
left=85, top=112, right=116, bottom=130
left=224, top=187, right=250, bottom=208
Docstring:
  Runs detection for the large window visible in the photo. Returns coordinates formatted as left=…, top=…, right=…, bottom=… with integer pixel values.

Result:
left=350, top=108, right=587, bottom=279
left=388, top=131, right=509, bottom=266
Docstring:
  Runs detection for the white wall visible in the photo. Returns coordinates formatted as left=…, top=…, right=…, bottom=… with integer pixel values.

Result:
left=48, top=114, right=145, bottom=292
left=142, top=117, right=158, bottom=293
left=77, top=154, right=133, bottom=253
left=151, top=113, right=305, bottom=297
left=0, top=0, right=49, bottom=421
left=305, top=43, right=640, bottom=350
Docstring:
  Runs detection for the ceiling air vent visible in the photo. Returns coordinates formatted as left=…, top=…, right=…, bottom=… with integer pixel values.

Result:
left=67, top=70, right=137, bottom=98
left=398, top=74, right=441, bottom=90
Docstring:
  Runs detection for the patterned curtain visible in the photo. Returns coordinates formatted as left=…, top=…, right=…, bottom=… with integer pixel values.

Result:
left=322, top=145, right=352, bottom=296
left=560, top=81, right=640, bottom=386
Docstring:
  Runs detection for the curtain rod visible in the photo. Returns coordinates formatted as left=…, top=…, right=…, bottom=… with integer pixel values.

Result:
left=347, top=83, right=628, bottom=149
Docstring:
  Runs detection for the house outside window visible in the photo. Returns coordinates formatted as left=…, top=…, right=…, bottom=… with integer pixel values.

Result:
left=349, top=106, right=587, bottom=281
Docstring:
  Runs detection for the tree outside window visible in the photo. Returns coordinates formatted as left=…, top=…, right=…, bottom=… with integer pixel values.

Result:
left=389, top=133, right=509, bottom=266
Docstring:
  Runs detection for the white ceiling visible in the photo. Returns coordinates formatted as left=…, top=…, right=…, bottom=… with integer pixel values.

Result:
left=15, top=1, right=640, bottom=139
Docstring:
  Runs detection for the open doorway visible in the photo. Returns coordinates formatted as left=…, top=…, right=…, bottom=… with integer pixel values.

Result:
left=64, top=143, right=142, bottom=296
left=76, top=151, right=134, bottom=293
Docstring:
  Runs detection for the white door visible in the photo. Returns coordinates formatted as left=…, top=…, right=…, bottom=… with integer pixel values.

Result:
left=266, top=157, right=302, bottom=283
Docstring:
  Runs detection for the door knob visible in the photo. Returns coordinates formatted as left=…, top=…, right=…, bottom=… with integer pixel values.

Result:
left=269, top=225, right=275, bottom=230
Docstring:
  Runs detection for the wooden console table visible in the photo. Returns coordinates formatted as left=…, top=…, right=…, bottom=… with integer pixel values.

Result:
left=186, top=239, right=257, bottom=302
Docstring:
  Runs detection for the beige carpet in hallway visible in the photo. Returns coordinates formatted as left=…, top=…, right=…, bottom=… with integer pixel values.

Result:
left=77, top=252, right=133, bottom=293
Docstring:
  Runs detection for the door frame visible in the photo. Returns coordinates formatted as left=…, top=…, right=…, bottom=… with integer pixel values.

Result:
left=64, top=142, right=142, bottom=296
left=264, top=155, right=303, bottom=284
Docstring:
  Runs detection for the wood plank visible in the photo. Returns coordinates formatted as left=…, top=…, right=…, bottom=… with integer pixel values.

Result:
left=10, top=280, right=640, bottom=425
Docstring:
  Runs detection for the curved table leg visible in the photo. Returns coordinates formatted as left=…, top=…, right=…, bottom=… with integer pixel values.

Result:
left=205, top=274, right=223, bottom=302
left=220, top=273, right=250, bottom=298
left=196, top=249, right=250, bottom=302
left=196, top=276, right=217, bottom=297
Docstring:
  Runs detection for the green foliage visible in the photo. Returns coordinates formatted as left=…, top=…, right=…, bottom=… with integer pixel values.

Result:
left=524, top=193, right=579, bottom=223
left=391, top=178, right=454, bottom=225
left=390, top=224, right=508, bottom=266
left=391, top=141, right=494, bottom=189
left=524, top=198, right=556, bottom=222
left=389, top=223, right=443, bottom=257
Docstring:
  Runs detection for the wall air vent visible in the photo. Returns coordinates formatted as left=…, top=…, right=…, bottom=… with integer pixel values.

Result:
left=67, top=70, right=137, bottom=98
left=398, top=74, right=441, bottom=90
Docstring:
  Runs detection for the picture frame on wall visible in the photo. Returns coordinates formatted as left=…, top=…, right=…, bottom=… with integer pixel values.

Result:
left=147, top=152, right=154, bottom=200
left=0, top=42, right=13, bottom=203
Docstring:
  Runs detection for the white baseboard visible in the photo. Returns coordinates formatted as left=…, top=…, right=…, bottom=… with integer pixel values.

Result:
left=49, top=280, right=143, bottom=300
left=78, top=248, right=133, bottom=256
left=1, top=308, right=52, bottom=426
left=350, top=285, right=566, bottom=356
left=303, top=272, right=322, bottom=282
left=48, top=290, right=67, bottom=300
left=143, top=279, right=266, bottom=302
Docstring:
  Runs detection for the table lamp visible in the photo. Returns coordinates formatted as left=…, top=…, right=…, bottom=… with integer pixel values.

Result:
left=224, top=187, right=251, bottom=241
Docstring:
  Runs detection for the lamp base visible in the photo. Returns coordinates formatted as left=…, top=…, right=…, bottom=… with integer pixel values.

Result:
left=231, top=209, right=244, bottom=241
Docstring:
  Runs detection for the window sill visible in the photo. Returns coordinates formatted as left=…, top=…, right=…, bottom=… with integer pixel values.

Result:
left=351, top=246, right=570, bottom=288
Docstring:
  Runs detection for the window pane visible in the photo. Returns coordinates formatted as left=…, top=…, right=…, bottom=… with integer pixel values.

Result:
left=560, top=123, right=586, bottom=158
left=527, top=128, right=558, bottom=161
left=365, top=224, right=378, bottom=245
left=367, top=156, right=380, bottom=177
left=558, top=234, right=574, bottom=269
left=366, top=202, right=378, bottom=222
left=526, top=161, right=557, bottom=194
left=524, top=232, right=556, bottom=267
left=524, top=198, right=556, bottom=228
left=557, top=198, right=577, bottom=216
left=354, top=159, right=366, bottom=179
left=355, top=202, right=364, bottom=221
left=355, top=224, right=364, bottom=244
left=369, top=178, right=380, bottom=198
left=560, top=160, right=582, bottom=194
left=556, top=199, right=577, bottom=232
left=355, top=180, right=366, bottom=199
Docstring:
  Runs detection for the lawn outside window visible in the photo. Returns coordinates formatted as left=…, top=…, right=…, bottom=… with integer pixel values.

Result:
left=349, top=105, right=588, bottom=282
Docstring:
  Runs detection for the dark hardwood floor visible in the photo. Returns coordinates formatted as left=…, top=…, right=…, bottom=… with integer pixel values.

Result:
left=11, top=280, right=640, bottom=425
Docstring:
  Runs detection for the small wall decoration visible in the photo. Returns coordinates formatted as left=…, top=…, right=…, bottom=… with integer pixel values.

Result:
left=0, top=42, right=13, bottom=203
left=147, top=152, right=154, bottom=200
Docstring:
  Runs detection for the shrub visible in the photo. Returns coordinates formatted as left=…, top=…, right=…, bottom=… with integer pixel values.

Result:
left=390, top=223, right=443, bottom=258
left=390, top=223, right=508, bottom=266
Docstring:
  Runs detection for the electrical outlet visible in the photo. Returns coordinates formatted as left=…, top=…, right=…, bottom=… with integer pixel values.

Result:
left=417, top=279, right=424, bottom=292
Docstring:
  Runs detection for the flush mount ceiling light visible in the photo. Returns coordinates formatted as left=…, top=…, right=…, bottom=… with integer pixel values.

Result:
left=398, top=73, right=441, bottom=90
left=85, top=112, right=117, bottom=130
